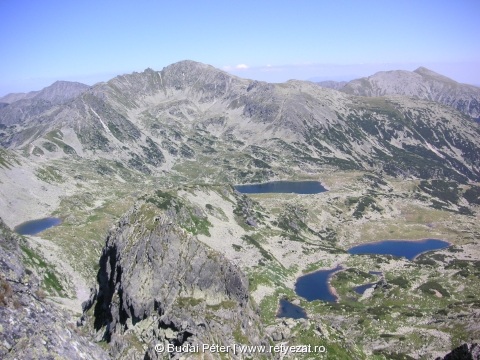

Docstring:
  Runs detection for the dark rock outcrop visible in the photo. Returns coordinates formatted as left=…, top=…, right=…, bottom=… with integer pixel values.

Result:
left=436, top=343, right=480, bottom=360
left=82, top=192, right=268, bottom=359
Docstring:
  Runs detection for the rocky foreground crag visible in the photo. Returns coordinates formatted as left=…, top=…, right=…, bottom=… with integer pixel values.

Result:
left=81, top=190, right=269, bottom=359
left=0, top=218, right=109, bottom=359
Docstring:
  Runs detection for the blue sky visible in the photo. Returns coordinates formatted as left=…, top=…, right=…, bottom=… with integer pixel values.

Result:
left=1, top=0, right=479, bottom=95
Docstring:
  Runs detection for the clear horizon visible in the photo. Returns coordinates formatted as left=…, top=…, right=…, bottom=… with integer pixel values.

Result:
left=1, top=0, right=479, bottom=96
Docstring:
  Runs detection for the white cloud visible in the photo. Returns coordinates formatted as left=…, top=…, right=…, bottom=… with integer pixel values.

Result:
left=235, top=64, right=249, bottom=70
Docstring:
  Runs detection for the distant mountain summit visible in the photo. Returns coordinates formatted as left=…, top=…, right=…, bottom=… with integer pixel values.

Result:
left=0, top=81, right=90, bottom=126
left=337, top=67, right=480, bottom=119
left=0, top=81, right=90, bottom=105
left=30, top=80, right=90, bottom=104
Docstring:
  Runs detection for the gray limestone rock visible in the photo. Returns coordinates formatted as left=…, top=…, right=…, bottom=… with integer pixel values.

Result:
left=82, top=194, right=269, bottom=359
left=0, top=218, right=109, bottom=360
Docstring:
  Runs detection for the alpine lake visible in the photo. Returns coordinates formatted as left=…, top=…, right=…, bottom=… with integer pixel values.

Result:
left=14, top=217, right=62, bottom=236
left=236, top=180, right=451, bottom=318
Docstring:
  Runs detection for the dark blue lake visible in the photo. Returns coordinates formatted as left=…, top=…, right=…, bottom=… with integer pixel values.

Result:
left=234, top=181, right=327, bottom=194
left=276, top=298, right=307, bottom=319
left=347, top=239, right=450, bottom=260
left=294, top=266, right=342, bottom=302
left=14, top=217, right=62, bottom=235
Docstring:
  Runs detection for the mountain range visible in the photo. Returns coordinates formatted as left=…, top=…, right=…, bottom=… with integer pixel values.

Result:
left=1, top=61, right=479, bottom=359
left=1, top=61, right=479, bottom=185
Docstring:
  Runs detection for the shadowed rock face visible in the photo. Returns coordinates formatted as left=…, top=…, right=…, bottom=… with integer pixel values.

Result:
left=436, top=343, right=480, bottom=360
left=83, top=194, right=268, bottom=359
left=0, top=218, right=109, bottom=360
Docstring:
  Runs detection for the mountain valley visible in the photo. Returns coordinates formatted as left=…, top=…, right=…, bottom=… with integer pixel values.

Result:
left=1, top=61, right=480, bottom=359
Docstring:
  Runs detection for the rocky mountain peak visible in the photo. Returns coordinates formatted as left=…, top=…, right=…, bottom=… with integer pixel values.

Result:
left=0, top=80, right=89, bottom=107
left=32, top=80, right=90, bottom=104
left=413, top=66, right=456, bottom=83
left=161, top=59, right=226, bottom=76
left=340, top=67, right=480, bottom=119
left=414, top=66, right=437, bottom=75
left=160, top=59, right=241, bottom=92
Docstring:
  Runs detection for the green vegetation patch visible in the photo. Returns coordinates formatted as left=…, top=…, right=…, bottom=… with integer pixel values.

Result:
left=463, top=185, right=480, bottom=205
left=418, top=180, right=460, bottom=206
left=207, top=300, right=236, bottom=311
left=32, top=146, right=44, bottom=156
left=36, top=165, right=65, bottom=183
left=242, top=235, right=273, bottom=261
left=20, top=245, right=65, bottom=295
left=43, top=130, right=77, bottom=154
left=176, top=297, right=203, bottom=308
left=145, top=190, right=176, bottom=210
left=232, top=244, right=243, bottom=252
left=42, top=141, right=58, bottom=152
left=418, top=281, right=450, bottom=297
left=143, top=190, right=211, bottom=236
left=182, top=209, right=211, bottom=236
left=141, top=137, right=165, bottom=166
left=389, top=276, right=410, bottom=289
left=0, top=149, right=14, bottom=169
left=352, top=195, right=382, bottom=219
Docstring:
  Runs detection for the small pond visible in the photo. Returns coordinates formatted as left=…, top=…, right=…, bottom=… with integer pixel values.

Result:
left=294, top=266, right=342, bottom=302
left=234, top=181, right=327, bottom=194
left=276, top=298, right=307, bottom=319
left=347, top=239, right=450, bottom=261
left=354, top=283, right=376, bottom=295
left=14, top=217, right=62, bottom=235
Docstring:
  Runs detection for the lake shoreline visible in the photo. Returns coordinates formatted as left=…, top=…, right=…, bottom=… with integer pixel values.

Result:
left=347, top=237, right=453, bottom=249
left=14, top=217, right=63, bottom=236
left=235, top=180, right=328, bottom=194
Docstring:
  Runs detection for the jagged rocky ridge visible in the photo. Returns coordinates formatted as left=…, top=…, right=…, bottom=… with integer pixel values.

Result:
left=0, top=60, right=479, bottom=183
left=0, top=218, right=109, bottom=359
left=81, top=190, right=268, bottom=359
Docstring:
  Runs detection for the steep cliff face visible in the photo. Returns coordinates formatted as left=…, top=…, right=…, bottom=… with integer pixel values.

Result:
left=0, top=218, right=109, bottom=359
left=82, top=190, right=268, bottom=359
